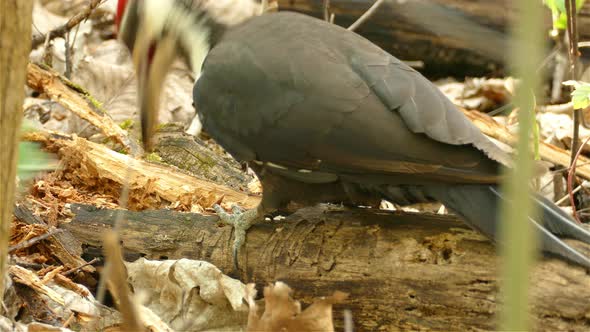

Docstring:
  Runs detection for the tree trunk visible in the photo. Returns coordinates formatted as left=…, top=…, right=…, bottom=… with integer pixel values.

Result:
left=63, top=204, right=590, bottom=331
left=0, top=0, right=33, bottom=298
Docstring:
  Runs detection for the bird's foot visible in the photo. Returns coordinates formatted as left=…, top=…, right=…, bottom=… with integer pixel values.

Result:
left=213, top=204, right=261, bottom=270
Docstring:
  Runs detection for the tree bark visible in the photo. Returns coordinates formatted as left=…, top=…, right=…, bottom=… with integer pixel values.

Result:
left=0, top=0, right=33, bottom=298
left=63, top=204, right=590, bottom=331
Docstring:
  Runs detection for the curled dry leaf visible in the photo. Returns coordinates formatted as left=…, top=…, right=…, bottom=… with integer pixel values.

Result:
left=126, top=258, right=249, bottom=331
left=437, top=77, right=515, bottom=112
left=246, top=282, right=348, bottom=332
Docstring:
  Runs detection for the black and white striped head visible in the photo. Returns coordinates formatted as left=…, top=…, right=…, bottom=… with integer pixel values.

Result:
left=116, top=0, right=265, bottom=151
left=117, top=0, right=264, bottom=72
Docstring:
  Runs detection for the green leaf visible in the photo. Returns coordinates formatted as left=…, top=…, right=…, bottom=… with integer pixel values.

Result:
left=566, top=80, right=590, bottom=109
left=543, top=0, right=586, bottom=31
left=17, top=121, right=56, bottom=181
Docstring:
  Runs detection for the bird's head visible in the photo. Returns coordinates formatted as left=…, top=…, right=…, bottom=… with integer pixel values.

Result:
left=116, top=0, right=265, bottom=151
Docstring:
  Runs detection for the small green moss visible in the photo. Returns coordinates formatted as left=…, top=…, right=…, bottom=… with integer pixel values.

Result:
left=119, top=119, right=134, bottom=130
left=145, top=152, right=163, bottom=163
left=59, top=72, right=105, bottom=113
left=85, top=94, right=104, bottom=111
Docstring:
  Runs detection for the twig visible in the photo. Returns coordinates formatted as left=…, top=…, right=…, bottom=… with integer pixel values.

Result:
left=9, top=265, right=65, bottom=306
left=555, top=181, right=585, bottom=205
left=31, top=0, right=103, bottom=49
left=62, top=257, right=100, bottom=276
left=42, top=32, right=53, bottom=67
left=323, top=0, right=331, bottom=22
left=403, top=60, right=424, bottom=69
left=566, top=135, right=590, bottom=223
left=8, top=228, right=63, bottom=253
left=565, top=0, right=581, bottom=164
left=348, top=0, right=387, bottom=31
left=103, top=231, right=143, bottom=331
left=537, top=102, right=573, bottom=113
left=64, top=33, right=72, bottom=79
left=96, top=160, right=133, bottom=304
left=62, top=312, right=76, bottom=328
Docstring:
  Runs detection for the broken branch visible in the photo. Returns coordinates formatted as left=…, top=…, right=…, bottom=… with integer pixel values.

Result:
left=31, top=0, right=103, bottom=49
left=26, top=62, right=141, bottom=155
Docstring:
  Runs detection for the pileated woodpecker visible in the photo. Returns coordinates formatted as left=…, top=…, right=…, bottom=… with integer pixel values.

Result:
left=117, top=0, right=590, bottom=269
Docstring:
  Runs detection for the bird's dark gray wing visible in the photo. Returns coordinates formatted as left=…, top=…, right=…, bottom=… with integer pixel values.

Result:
left=195, top=12, right=505, bottom=184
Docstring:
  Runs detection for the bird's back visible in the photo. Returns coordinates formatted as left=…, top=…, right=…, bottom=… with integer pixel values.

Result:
left=196, top=11, right=505, bottom=185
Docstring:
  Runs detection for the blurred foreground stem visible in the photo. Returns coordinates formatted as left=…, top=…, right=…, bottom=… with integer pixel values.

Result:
left=0, top=1, right=34, bottom=300
left=498, top=0, right=543, bottom=330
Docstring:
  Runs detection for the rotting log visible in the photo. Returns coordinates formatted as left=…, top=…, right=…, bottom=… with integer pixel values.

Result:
left=29, top=132, right=260, bottom=210
left=153, top=124, right=252, bottom=192
left=62, top=204, right=590, bottom=331
left=278, top=0, right=590, bottom=77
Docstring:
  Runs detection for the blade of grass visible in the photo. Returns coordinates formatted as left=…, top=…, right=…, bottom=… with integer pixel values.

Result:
left=498, top=0, right=544, bottom=330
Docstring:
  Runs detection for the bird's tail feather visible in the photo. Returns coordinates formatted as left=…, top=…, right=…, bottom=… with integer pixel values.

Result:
left=419, top=185, right=590, bottom=269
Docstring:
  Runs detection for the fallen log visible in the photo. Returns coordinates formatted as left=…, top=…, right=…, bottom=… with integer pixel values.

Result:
left=62, top=204, right=590, bottom=331
left=29, top=132, right=260, bottom=210
left=278, top=0, right=590, bottom=77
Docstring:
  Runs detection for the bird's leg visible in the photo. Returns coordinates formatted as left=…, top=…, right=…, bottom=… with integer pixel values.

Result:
left=213, top=204, right=264, bottom=269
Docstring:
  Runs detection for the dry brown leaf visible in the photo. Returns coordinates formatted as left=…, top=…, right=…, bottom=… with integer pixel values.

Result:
left=246, top=282, right=348, bottom=332
left=126, top=258, right=248, bottom=331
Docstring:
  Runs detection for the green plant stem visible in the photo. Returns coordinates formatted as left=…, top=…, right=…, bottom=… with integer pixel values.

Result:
left=498, top=0, right=543, bottom=330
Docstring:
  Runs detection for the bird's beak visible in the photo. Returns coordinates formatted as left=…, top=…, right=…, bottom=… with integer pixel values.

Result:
left=118, top=0, right=178, bottom=153
left=131, top=28, right=177, bottom=152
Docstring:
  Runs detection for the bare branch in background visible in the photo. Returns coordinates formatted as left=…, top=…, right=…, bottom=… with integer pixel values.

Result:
left=348, top=0, right=387, bottom=31
left=567, top=136, right=590, bottom=223
left=323, top=0, right=331, bottom=21
left=565, top=0, right=581, bottom=164
left=31, top=0, right=103, bottom=49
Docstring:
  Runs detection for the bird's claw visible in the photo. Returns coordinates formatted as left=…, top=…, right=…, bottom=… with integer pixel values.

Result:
left=231, top=204, right=244, bottom=214
left=213, top=204, right=260, bottom=270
